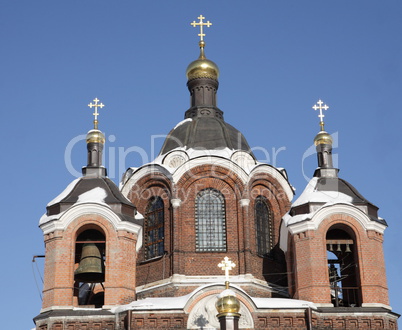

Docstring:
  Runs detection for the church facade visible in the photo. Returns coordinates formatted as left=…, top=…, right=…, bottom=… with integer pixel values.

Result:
left=34, top=16, right=399, bottom=330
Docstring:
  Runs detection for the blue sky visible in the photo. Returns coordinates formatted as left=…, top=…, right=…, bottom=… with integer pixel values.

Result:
left=1, top=1, right=401, bottom=328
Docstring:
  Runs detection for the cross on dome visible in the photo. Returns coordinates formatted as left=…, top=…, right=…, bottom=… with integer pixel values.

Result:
left=312, top=99, right=329, bottom=131
left=218, top=256, right=236, bottom=282
left=191, top=15, right=212, bottom=41
left=88, top=98, right=105, bottom=129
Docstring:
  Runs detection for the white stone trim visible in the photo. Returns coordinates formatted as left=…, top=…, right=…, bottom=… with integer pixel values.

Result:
left=288, top=203, right=387, bottom=235
left=172, top=156, right=249, bottom=184
left=39, top=203, right=143, bottom=250
left=121, top=164, right=173, bottom=197
left=361, top=303, right=392, bottom=310
left=249, top=164, right=294, bottom=202
left=240, top=199, right=250, bottom=207
left=171, top=198, right=182, bottom=208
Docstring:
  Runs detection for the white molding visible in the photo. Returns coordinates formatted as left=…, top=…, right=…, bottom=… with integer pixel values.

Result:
left=361, top=303, right=392, bottom=310
left=171, top=198, right=182, bottom=208
left=288, top=204, right=387, bottom=235
left=240, top=199, right=250, bottom=207
left=249, top=164, right=294, bottom=202
left=40, top=203, right=143, bottom=250
left=121, top=164, right=173, bottom=197
left=172, top=156, right=249, bottom=185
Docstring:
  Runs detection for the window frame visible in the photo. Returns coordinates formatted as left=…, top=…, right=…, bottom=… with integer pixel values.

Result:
left=254, top=195, right=273, bottom=257
left=144, top=196, right=165, bottom=260
left=195, top=188, right=227, bottom=252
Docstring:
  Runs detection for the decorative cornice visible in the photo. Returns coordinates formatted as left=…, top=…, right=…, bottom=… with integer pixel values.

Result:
left=288, top=203, right=387, bottom=235
left=39, top=203, right=143, bottom=251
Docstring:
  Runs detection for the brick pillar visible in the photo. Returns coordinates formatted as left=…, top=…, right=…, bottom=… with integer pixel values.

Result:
left=292, top=230, right=331, bottom=304
left=104, top=231, right=138, bottom=305
left=41, top=231, right=74, bottom=309
left=360, top=230, right=390, bottom=307
left=171, top=198, right=181, bottom=275
left=240, top=199, right=250, bottom=274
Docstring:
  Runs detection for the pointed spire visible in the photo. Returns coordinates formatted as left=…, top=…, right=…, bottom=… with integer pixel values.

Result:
left=83, top=98, right=107, bottom=177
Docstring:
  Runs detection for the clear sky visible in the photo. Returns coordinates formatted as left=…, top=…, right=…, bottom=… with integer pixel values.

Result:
left=1, top=1, right=401, bottom=328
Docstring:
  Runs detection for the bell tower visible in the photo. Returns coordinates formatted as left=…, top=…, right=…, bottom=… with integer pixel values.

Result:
left=34, top=99, right=142, bottom=329
left=281, top=100, right=393, bottom=324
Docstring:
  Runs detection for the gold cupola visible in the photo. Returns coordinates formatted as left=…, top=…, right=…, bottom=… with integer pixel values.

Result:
left=186, top=15, right=219, bottom=81
left=86, top=129, right=106, bottom=144
left=215, top=285, right=241, bottom=316
left=186, top=40, right=220, bottom=81
left=314, top=130, right=333, bottom=146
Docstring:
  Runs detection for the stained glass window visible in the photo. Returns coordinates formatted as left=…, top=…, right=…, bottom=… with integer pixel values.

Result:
left=144, top=197, right=164, bottom=259
left=255, top=196, right=273, bottom=256
left=195, top=188, right=226, bottom=252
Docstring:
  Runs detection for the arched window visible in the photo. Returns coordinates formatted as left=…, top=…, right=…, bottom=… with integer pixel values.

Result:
left=255, top=196, right=273, bottom=256
left=74, top=229, right=105, bottom=307
left=326, top=226, right=361, bottom=307
left=195, top=188, right=226, bottom=252
left=144, top=196, right=165, bottom=260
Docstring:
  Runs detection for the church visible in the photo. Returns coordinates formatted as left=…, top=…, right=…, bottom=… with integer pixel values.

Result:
left=34, top=16, right=399, bottom=329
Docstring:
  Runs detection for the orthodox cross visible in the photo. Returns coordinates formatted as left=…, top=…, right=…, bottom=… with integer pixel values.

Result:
left=218, top=257, right=236, bottom=282
left=88, top=98, right=105, bottom=129
left=312, top=99, right=329, bottom=131
left=191, top=15, right=212, bottom=41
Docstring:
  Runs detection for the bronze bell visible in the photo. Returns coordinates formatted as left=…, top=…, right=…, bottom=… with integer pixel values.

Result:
left=74, top=243, right=105, bottom=283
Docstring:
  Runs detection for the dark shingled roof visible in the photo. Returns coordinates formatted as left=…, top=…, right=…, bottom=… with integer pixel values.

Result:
left=159, top=115, right=253, bottom=156
left=46, top=176, right=138, bottom=223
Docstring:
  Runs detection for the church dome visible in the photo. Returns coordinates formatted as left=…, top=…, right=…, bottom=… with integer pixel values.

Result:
left=215, top=290, right=241, bottom=315
left=86, top=129, right=105, bottom=144
left=314, top=130, right=332, bottom=146
left=186, top=42, right=219, bottom=80
left=159, top=116, right=253, bottom=156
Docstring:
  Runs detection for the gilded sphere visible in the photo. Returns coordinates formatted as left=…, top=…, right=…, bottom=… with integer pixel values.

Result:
left=314, top=131, right=333, bottom=146
left=215, top=294, right=240, bottom=314
left=86, top=129, right=106, bottom=144
left=186, top=58, right=220, bottom=81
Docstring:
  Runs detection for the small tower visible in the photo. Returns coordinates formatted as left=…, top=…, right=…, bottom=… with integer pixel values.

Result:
left=34, top=99, right=142, bottom=329
left=280, top=100, right=395, bottom=327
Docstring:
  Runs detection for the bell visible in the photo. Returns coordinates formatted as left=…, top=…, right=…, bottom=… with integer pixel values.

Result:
left=336, top=243, right=342, bottom=252
left=328, top=244, right=333, bottom=252
left=74, top=243, right=105, bottom=283
left=345, top=243, right=352, bottom=253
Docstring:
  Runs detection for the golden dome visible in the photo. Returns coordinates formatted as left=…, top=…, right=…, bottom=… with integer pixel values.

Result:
left=86, top=129, right=105, bottom=144
left=186, top=41, right=219, bottom=81
left=215, top=290, right=240, bottom=315
left=314, top=130, right=333, bottom=146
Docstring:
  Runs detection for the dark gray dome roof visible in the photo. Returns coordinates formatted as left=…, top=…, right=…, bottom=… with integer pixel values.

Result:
left=159, top=115, right=252, bottom=155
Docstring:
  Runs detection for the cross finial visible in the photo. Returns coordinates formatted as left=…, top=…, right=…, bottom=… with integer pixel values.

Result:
left=191, top=15, right=212, bottom=42
left=218, top=257, right=236, bottom=283
left=88, top=98, right=105, bottom=129
left=312, top=99, right=329, bottom=131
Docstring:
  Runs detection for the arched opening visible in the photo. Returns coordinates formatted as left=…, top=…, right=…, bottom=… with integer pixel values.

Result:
left=326, top=226, right=361, bottom=307
left=254, top=195, right=273, bottom=256
left=74, top=228, right=105, bottom=307
left=144, top=196, right=165, bottom=260
left=195, top=188, right=226, bottom=252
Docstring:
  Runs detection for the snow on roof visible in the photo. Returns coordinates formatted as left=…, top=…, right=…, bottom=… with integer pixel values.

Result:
left=77, top=187, right=107, bottom=204
left=39, top=210, right=66, bottom=225
left=252, top=297, right=316, bottom=309
left=46, top=178, right=80, bottom=207
left=112, top=293, right=192, bottom=313
left=173, top=118, right=192, bottom=130
left=111, top=293, right=316, bottom=314
left=292, top=177, right=354, bottom=207
left=135, top=211, right=144, bottom=220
